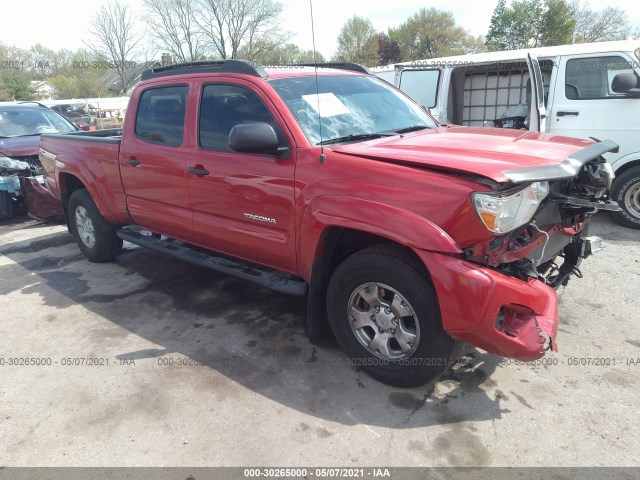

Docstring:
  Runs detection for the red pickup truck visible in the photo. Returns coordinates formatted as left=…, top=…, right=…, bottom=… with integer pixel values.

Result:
left=39, top=60, right=619, bottom=387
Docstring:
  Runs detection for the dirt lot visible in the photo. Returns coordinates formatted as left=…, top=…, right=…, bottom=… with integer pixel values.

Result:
left=0, top=213, right=639, bottom=467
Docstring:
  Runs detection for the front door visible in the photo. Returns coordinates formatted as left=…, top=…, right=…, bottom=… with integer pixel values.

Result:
left=185, top=79, right=297, bottom=272
left=548, top=53, right=640, bottom=166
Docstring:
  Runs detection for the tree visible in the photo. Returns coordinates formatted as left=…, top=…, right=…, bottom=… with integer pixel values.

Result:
left=48, top=51, right=110, bottom=99
left=142, top=0, right=205, bottom=62
left=540, top=0, right=576, bottom=46
left=486, top=0, right=574, bottom=50
left=196, top=0, right=289, bottom=59
left=377, top=33, right=401, bottom=65
left=486, top=0, right=538, bottom=50
left=390, top=8, right=484, bottom=60
left=86, top=1, right=143, bottom=94
left=0, top=69, right=34, bottom=101
left=241, top=42, right=324, bottom=65
left=572, top=1, right=633, bottom=43
left=333, top=16, right=378, bottom=66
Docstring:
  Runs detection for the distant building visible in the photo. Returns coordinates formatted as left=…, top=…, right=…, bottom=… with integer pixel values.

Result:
left=30, top=81, right=55, bottom=100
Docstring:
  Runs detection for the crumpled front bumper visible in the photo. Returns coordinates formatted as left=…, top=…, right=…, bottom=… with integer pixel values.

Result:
left=416, top=250, right=558, bottom=360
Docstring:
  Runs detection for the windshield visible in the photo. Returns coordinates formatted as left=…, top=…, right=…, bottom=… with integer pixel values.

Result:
left=0, top=108, right=76, bottom=137
left=269, top=75, right=437, bottom=145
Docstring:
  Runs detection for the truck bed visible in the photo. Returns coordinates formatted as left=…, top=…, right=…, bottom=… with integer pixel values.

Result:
left=39, top=129, right=127, bottom=224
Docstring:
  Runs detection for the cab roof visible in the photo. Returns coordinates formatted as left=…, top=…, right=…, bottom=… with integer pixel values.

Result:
left=140, top=59, right=370, bottom=82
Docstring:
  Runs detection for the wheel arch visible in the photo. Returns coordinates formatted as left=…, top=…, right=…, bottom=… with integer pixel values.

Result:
left=58, top=172, right=120, bottom=227
left=612, top=157, right=640, bottom=180
left=58, top=173, right=87, bottom=232
left=301, top=196, right=462, bottom=336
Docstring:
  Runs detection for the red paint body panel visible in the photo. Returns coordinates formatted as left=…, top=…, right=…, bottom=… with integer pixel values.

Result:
left=332, top=127, right=593, bottom=183
left=38, top=67, right=602, bottom=362
left=20, top=177, right=64, bottom=220
left=416, top=250, right=558, bottom=359
left=0, top=135, right=40, bottom=157
left=40, top=139, right=131, bottom=225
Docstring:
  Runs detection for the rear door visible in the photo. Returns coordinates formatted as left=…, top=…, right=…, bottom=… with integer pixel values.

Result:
left=547, top=53, right=640, bottom=166
left=120, top=84, right=194, bottom=240
left=526, top=53, right=547, bottom=132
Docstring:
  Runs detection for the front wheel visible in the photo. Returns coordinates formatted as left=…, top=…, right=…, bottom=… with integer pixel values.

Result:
left=612, top=167, right=640, bottom=229
left=68, top=189, right=122, bottom=262
left=327, top=245, right=457, bottom=387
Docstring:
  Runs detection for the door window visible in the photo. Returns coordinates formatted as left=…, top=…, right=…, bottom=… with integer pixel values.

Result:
left=135, top=85, right=188, bottom=146
left=565, top=56, right=639, bottom=100
left=198, top=84, right=287, bottom=153
left=398, top=69, right=440, bottom=108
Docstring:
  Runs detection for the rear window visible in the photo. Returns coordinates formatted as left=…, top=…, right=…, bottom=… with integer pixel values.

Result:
left=398, top=69, right=440, bottom=108
left=135, top=86, right=188, bottom=146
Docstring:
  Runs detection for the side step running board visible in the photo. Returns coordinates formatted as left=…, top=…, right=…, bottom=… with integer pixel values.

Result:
left=117, top=229, right=308, bottom=296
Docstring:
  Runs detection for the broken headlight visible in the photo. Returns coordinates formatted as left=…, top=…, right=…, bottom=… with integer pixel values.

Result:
left=472, top=181, right=549, bottom=234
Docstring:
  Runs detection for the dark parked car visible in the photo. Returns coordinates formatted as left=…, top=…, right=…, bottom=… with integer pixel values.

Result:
left=49, top=103, right=100, bottom=130
left=0, top=102, right=76, bottom=220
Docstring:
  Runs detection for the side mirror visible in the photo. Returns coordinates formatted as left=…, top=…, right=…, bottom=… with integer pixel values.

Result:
left=229, top=122, right=279, bottom=154
left=611, top=72, right=639, bottom=97
left=628, top=88, right=640, bottom=99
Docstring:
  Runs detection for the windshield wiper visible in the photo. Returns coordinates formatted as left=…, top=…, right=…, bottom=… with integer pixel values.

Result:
left=394, top=125, right=430, bottom=134
left=318, top=132, right=393, bottom=146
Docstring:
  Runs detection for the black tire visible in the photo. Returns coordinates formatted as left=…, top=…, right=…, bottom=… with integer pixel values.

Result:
left=0, top=190, right=14, bottom=220
left=68, top=189, right=122, bottom=262
left=327, top=244, right=457, bottom=388
left=612, top=167, right=640, bottom=229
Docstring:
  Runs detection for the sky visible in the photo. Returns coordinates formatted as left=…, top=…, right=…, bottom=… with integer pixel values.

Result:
left=1, top=0, right=640, bottom=60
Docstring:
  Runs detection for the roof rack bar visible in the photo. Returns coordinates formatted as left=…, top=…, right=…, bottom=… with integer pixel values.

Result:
left=141, top=59, right=268, bottom=81
left=291, top=62, right=371, bottom=75
left=17, top=101, right=49, bottom=108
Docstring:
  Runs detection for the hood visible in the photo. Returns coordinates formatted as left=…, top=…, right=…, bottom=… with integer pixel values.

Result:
left=331, top=126, right=598, bottom=184
left=0, top=135, right=40, bottom=157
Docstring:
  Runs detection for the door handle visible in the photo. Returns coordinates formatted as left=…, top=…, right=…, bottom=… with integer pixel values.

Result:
left=188, top=166, right=210, bottom=176
left=557, top=111, right=579, bottom=117
left=125, top=158, right=140, bottom=166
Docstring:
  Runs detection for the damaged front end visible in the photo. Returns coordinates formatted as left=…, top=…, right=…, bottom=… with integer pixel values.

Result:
left=455, top=140, right=619, bottom=357
left=0, top=155, right=63, bottom=221
left=468, top=140, right=619, bottom=290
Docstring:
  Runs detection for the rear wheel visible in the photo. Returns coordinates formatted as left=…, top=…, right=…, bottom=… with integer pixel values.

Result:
left=612, top=166, right=640, bottom=229
left=0, top=191, right=14, bottom=220
left=68, top=189, right=122, bottom=262
left=327, top=245, right=457, bottom=387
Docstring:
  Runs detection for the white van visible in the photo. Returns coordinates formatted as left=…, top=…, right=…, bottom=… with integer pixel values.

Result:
left=379, top=41, right=640, bottom=228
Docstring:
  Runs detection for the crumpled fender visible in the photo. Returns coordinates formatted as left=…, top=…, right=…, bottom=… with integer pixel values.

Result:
left=297, top=195, right=462, bottom=280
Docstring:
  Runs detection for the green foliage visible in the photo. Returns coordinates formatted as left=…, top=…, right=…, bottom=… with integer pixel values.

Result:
left=237, top=42, right=324, bottom=65
left=389, top=8, right=486, bottom=60
left=0, top=69, right=34, bottom=101
left=246, top=43, right=324, bottom=66
left=486, top=0, right=538, bottom=50
left=333, top=16, right=378, bottom=66
left=540, top=0, right=575, bottom=46
left=487, top=0, right=635, bottom=50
